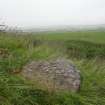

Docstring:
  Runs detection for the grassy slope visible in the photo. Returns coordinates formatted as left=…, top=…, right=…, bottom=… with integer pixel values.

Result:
left=35, top=31, right=105, bottom=43
left=0, top=31, right=105, bottom=105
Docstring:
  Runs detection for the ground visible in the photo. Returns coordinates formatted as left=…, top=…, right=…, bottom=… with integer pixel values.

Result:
left=0, top=31, right=105, bottom=105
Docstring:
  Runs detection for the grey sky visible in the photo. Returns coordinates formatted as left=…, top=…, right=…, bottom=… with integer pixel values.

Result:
left=0, top=0, right=105, bottom=28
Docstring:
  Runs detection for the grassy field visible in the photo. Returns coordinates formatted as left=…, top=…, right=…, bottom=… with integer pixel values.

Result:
left=0, top=31, right=105, bottom=105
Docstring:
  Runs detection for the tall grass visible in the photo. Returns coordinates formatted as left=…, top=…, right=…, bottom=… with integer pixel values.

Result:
left=0, top=31, right=105, bottom=105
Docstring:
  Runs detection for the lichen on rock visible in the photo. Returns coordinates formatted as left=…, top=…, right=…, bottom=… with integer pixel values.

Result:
left=22, top=58, right=81, bottom=92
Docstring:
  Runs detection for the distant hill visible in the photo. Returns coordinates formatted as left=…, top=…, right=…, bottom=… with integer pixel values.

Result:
left=23, top=24, right=105, bottom=32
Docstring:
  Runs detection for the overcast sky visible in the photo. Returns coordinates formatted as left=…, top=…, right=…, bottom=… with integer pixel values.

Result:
left=0, top=0, right=105, bottom=28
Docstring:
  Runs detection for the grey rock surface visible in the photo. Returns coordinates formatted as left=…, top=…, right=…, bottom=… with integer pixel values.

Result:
left=22, top=58, right=81, bottom=92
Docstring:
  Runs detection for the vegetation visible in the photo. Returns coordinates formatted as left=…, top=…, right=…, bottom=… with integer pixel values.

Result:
left=0, top=31, right=105, bottom=105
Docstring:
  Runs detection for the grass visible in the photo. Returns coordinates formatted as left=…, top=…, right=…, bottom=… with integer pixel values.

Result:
left=35, top=31, right=105, bottom=43
left=0, top=31, right=105, bottom=105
